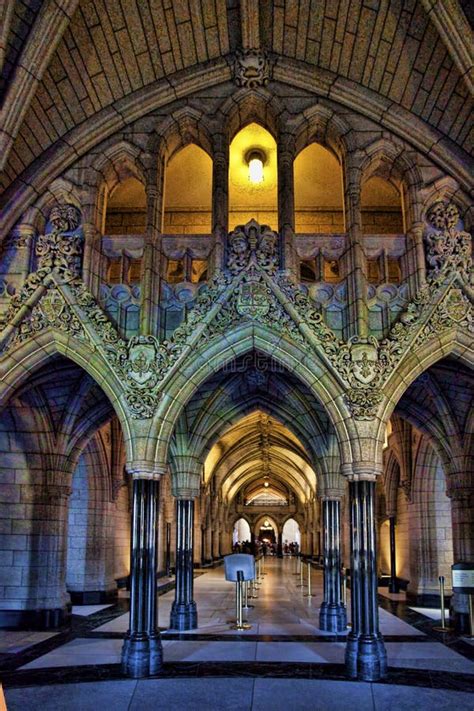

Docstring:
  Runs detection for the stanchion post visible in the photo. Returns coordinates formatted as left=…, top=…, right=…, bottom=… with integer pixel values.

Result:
left=297, top=559, right=305, bottom=588
left=231, top=571, right=251, bottom=630
left=243, top=580, right=254, bottom=610
left=469, top=595, right=474, bottom=639
left=293, top=554, right=300, bottom=576
left=433, top=575, right=453, bottom=632
left=342, top=568, right=347, bottom=608
left=304, top=561, right=315, bottom=598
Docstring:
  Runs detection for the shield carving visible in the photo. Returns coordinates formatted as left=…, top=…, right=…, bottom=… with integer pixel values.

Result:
left=236, top=281, right=270, bottom=318
left=40, top=290, right=64, bottom=323
left=350, top=343, right=379, bottom=385
left=127, top=340, right=157, bottom=387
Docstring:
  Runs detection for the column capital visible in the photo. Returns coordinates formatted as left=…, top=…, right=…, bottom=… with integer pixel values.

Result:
left=126, top=461, right=166, bottom=480
left=342, top=462, right=383, bottom=481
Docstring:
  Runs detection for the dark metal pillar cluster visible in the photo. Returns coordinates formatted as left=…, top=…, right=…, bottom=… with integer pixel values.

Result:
left=170, top=499, right=198, bottom=631
left=121, top=478, right=162, bottom=678
left=345, top=480, right=387, bottom=681
left=319, top=498, right=347, bottom=632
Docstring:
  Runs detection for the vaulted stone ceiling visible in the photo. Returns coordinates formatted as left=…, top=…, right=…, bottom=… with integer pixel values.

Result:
left=0, top=0, right=472, bottom=197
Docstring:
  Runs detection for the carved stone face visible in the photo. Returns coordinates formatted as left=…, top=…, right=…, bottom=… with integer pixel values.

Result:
left=230, top=234, right=248, bottom=255
left=259, top=233, right=276, bottom=255
left=49, top=204, right=81, bottom=232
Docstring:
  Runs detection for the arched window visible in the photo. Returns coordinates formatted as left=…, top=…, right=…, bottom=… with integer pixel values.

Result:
left=362, top=177, right=404, bottom=285
left=294, top=143, right=344, bottom=233
left=105, top=176, right=146, bottom=235
left=229, top=123, right=277, bottom=229
left=164, top=144, right=212, bottom=234
left=361, top=177, right=403, bottom=235
left=282, top=518, right=301, bottom=547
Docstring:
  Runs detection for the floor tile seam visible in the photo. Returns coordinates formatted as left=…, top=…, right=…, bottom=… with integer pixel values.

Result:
left=3, top=662, right=474, bottom=691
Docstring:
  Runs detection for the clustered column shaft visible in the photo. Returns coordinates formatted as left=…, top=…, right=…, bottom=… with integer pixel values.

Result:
left=319, top=498, right=347, bottom=632
left=170, top=499, right=198, bottom=631
left=345, top=481, right=387, bottom=681
left=122, top=478, right=162, bottom=678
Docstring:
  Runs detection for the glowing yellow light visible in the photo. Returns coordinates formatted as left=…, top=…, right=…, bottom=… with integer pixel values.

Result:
left=248, top=156, right=264, bottom=183
left=264, top=481, right=269, bottom=487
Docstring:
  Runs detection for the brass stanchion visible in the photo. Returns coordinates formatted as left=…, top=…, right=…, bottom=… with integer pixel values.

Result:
left=243, top=580, right=254, bottom=610
left=433, top=575, right=453, bottom=632
left=342, top=568, right=347, bottom=608
left=297, top=560, right=305, bottom=588
left=304, top=561, right=315, bottom=597
left=230, top=571, right=251, bottom=630
left=249, top=578, right=258, bottom=599
left=293, top=555, right=300, bottom=576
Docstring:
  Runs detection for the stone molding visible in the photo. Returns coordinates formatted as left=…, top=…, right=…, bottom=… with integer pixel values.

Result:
left=1, top=216, right=472, bottom=425
left=233, top=48, right=270, bottom=88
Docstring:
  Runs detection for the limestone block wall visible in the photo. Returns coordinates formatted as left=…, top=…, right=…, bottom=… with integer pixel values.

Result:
left=0, top=405, right=71, bottom=621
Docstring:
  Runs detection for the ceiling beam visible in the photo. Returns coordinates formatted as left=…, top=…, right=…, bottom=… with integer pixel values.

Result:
left=0, top=0, right=80, bottom=172
left=0, top=0, right=15, bottom=76
left=420, top=0, right=473, bottom=95
left=240, top=0, right=260, bottom=48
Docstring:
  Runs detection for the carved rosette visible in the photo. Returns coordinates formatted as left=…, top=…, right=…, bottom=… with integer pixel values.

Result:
left=424, top=201, right=472, bottom=282
left=233, top=48, right=270, bottom=88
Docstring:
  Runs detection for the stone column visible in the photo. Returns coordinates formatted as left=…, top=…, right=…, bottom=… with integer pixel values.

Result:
left=345, top=480, right=387, bottom=681
left=140, top=165, right=165, bottom=337
left=170, top=499, right=197, bottom=630
left=277, top=531, right=283, bottom=558
left=319, top=498, right=347, bottom=632
left=211, top=131, right=229, bottom=271
left=121, top=473, right=162, bottom=678
left=343, top=159, right=368, bottom=339
left=449, top=485, right=474, bottom=631
left=277, top=131, right=297, bottom=273
left=388, top=515, right=399, bottom=593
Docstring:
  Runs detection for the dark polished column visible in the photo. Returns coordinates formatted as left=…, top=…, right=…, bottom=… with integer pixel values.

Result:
left=170, top=499, right=197, bottom=630
left=345, top=481, right=387, bottom=681
left=388, top=516, right=399, bottom=593
left=277, top=531, right=283, bottom=558
left=122, top=478, right=162, bottom=678
left=319, top=498, right=347, bottom=632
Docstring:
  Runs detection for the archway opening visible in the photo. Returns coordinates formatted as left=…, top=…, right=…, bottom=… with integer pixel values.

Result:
left=0, top=355, right=130, bottom=627
left=164, top=143, right=212, bottom=234
left=294, top=143, right=344, bottom=234
left=233, top=517, right=251, bottom=546
left=282, top=517, right=301, bottom=551
left=229, top=123, right=278, bottom=229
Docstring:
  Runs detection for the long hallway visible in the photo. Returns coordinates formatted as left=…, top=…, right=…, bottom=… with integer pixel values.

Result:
left=2, top=558, right=473, bottom=710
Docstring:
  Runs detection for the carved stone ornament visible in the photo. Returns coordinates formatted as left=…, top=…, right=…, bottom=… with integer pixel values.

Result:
left=228, top=220, right=279, bottom=274
left=233, top=48, right=270, bottom=88
left=35, top=204, right=83, bottom=276
left=424, top=201, right=472, bottom=282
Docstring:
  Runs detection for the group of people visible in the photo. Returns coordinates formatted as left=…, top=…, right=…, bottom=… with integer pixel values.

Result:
left=232, top=539, right=300, bottom=556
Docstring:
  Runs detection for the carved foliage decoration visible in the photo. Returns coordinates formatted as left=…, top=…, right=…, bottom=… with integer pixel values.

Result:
left=424, top=201, right=472, bottom=282
left=233, top=48, right=270, bottom=88
left=36, top=204, right=83, bottom=276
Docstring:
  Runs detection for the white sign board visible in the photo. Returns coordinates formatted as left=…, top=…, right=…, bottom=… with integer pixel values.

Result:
left=452, top=569, right=474, bottom=592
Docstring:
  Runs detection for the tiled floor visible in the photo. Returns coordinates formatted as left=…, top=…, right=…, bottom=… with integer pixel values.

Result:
left=2, top=559, right=473, bottom=710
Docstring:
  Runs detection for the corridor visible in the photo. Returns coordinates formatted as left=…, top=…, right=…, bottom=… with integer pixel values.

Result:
left=2, top=558, right=473, bottom=710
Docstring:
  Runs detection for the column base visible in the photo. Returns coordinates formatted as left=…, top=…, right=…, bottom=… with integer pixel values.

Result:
left=169, top=601, right=198, bottom=631
left=345, top=633, right=387, bottom=681
left=121, top=633, right=163, bottom=678
left=319, top=602, right=347, bottom=632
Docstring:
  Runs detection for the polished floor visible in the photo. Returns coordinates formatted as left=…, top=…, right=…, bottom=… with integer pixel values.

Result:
left=1, top=558, right=473, bottom=710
